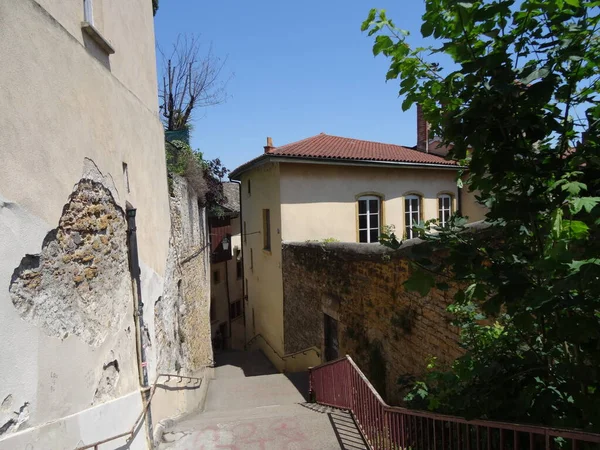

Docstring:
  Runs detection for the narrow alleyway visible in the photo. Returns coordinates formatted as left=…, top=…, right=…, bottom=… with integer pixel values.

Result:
left=158, top=350, right=368, bottom=449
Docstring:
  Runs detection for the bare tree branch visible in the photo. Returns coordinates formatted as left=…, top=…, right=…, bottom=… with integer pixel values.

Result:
left=158, top=34, right=232, bottom=131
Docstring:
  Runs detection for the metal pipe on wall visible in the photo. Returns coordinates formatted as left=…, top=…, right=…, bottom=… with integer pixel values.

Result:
left=126, top=205, right=153, bottom=445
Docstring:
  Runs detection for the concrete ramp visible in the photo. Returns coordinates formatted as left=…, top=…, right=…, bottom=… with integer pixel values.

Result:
left=157, top=351, right=367, bottom=450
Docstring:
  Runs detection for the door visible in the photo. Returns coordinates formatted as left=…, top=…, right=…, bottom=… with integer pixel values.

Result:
left=324, top=314, right=339, bottom=362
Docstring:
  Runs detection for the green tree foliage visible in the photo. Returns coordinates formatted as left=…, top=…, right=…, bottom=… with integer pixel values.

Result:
left=153, top=0, right=158, bottom=16
left=165, top=140, right=229, bottom=216
left=364, top=0, right=600, bottom=431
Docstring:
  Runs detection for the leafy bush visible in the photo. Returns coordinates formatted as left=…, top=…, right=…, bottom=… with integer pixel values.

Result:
left=365, top=0, right=600, bottom=431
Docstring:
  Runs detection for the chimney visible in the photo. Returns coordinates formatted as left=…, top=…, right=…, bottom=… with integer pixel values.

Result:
left=264, top=136, right=275, bottom=154
left=416, top=104, right=429, bottom=153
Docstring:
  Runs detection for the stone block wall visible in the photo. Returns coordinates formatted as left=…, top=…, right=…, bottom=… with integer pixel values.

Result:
left=282, top=241, right=462, bottom=404
left=155, top=175, right=212, bottom=374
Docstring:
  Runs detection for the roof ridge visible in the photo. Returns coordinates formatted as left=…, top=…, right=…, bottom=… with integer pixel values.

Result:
left=274, top=133, right=328, bottom=152
left=317, top=133, right=416, bottom=152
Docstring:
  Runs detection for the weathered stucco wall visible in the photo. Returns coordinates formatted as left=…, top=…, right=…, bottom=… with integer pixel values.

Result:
left=282, top=241, right=463, bottom=404
left=0, top=0, right=169, bottom=448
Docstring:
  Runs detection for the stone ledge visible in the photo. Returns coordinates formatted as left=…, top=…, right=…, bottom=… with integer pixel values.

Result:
left=81, top=21, right=115, bottom=55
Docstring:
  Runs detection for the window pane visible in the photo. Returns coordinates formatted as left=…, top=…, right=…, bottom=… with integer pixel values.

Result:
left=359, top=214, right=367, bottom=229
left=444, top=210, right=450, bottom=223
left=369, top=213, right=379, bottom=229
left=370, top=229, right=379, bottom=243
left=405, top=225, right=412, bottom=239
left=369, top=199, right=379, bottom=213
left=359, top=230, right=368, bottom=243
left=358, top=200, right=367, bottom=214
left=439, top=197, right=443, bottom=210
left=445, top=196, right=451, bottom=209
left=411, top=212, right=420, bottom=226
left=411, top=198, right=419, bottom=211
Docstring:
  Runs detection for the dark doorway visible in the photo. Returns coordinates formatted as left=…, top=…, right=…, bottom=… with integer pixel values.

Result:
left=324, top=314, right=339, bottom=362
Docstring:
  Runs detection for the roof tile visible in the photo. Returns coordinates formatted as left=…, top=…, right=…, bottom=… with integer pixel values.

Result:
left=268, top=133, right=455, bottom=165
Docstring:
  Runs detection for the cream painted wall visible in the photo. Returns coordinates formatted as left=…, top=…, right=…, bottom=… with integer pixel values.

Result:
left=279, top=163, right=463, bottom=242
left=240, top=163, right=285, bottom=369
left=461, top=187, right=488, bottom=222
left=0, top=0, right=169, bottom=448
left=34, top=0, right=159, bottom=113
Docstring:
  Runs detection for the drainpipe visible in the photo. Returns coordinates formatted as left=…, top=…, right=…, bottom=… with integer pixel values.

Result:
left=126, top=205, right=153, bottom=444
left=225, top=238, right=232, bottom=346
left=457, top=185, right=463, bottom=216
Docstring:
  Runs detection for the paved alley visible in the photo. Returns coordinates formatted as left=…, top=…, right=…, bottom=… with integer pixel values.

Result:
left=158, top=350, right=368, bottom=450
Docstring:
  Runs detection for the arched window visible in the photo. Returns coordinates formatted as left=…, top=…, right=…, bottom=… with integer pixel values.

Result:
left=358, top=195, right=381, bottom=243
left=438, top=194, right=453, bottom=227
left=405, top=195, right=421, bottom=239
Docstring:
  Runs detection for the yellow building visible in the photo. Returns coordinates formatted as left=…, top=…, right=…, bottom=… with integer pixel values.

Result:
left=230, top=129, right=486, bottom=372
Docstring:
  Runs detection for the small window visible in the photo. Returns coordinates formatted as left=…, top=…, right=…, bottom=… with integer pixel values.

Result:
left=250, top=248, right=254, bottom=272
left=405, top=195, right=421, bottom=239
left=230, top=300, right=243, bottom=320
left=236, top=260, right=243, bottom=279
left=438, top=194, right=453, bottom=227
left=263, top=209, right=271, bottom=251
left=213, top=269, right=220, bottom=284
left=358, top=196, right=381, bottom=243
left=83, top=0, right=94, bottom=25
left=243, top=221, right=247, bottom=245
left=247, top=179, right=251, bottom=196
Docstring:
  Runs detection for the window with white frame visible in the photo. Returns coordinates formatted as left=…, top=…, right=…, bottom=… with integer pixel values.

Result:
left=358, top=196, right=381, bottom=243
left=404, top=195, right=421, bottom=239
left=438, top=194, right=453, bottom=227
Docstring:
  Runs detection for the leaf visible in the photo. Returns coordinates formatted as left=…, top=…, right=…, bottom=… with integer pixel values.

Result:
left=521, top=67, right=550, bottom=85
left=563, top=220, right=589, bottom=239
left=565, top=0, right=580, bottom=6
left=568, top=258, right=600, bottom=273
left=404, top=269, right=436, bottom=296
left=570, top=197, right=600, bottom=214
left=373, top=35, right=393, bottom=56
left=361, top=9, right=377, bottom=32
left=561, top=181, right=587, bottom=195
left=550, top=208, right=563, bottom=240
left=421, top=21, right=434, bottom=38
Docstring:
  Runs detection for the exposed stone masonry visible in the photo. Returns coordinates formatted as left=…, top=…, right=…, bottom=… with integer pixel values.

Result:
left=9, top=179, right=131, bottom=347
left=155, top=175, right=212, bottom=374
left=282, top=241, right=462, bottom=404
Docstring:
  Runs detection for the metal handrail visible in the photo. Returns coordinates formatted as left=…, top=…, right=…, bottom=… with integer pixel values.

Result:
left=309, top=355, right=600, bottom=450
left=75, top=373, right=203, bottom=450
left=245, top=333, right=320, bottom=361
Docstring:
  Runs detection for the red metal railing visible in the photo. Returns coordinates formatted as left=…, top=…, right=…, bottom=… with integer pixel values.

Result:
left=309, top=356, right=600, bottom=450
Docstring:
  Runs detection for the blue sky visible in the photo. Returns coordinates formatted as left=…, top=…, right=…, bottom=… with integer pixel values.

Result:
left=154, top=1, right=430, bottom=172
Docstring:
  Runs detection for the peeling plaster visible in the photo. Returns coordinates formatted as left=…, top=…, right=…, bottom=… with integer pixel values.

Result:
left=0, top=402, right=29, bottom=436
left=9, top=179, right=131, bottom=347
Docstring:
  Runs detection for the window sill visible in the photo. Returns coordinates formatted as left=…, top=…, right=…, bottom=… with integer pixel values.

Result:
left=81, top=21, right=115, bottom=55
left=263, top=249, right=272, bottom=255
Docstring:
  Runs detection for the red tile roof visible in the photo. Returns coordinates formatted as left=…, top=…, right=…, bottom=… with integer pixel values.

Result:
left=267, top=133, right=455, bottom=165
left=230, top=133, right=457, bottom=179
